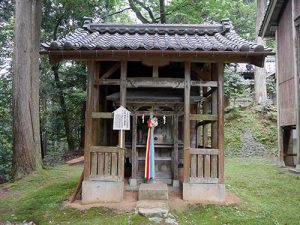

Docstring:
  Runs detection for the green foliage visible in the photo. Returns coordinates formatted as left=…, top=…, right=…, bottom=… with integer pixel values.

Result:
left=1, top=160, right=300, bottom=224
left=0, top=73, right=12, bottom=182
left=224, top=67, right=246, bottom=105
left=225, top=107, right=277, bottom=156
left=168, top=0, right=256, bottom=39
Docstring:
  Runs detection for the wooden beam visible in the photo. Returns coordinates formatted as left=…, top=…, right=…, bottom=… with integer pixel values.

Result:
left=196, top=120, right=213, bottom=128
left=191, top=81, right=217, bottom=87
left=190, top=148, right=219, bottom=155
left=211, top=64, right=219, bottom=179
left=118, top=61, right=127, bottom=182
left=190, top=177, right=218, bottom=184
left=173, top=114, right=179, bottom=180
left=92, top=112, right=113, bottom=119
left=99, top=62, right=120, bottom=80
left=217, top=63, right=225, bottom=183
left=45, top=50, right=272, bottom=67
left=83, top=61, right=99, bottom=180
left=131, top=114, right=137, bottom=179
left=90, top=146, right=124, bottom=153
left=96, top=78, right=217, bottom=88
left=183, top=61, right=191, bottom=183
left=202, top=87, right=209, bottom=148
left=190, top=114, right=218, bottom=121
left=203, top=87, right=217, bottom=97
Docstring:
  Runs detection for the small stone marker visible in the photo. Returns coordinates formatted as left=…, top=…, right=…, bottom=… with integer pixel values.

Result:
left=113, top=106, right=130, bottom=130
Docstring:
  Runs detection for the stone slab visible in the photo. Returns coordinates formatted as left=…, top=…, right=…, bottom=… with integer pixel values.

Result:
left=183, top=183, right=225, bottom=202
left=136, top=200, right=169, bottom=217
left=139, top=183, right=168, bottom=200
left=172, top=180, right=180, bottom=188
left=82, top=180, right=123, bottom=204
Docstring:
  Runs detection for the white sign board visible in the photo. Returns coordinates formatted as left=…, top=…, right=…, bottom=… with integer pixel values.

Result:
left=113, top=106, right=131, bottom=130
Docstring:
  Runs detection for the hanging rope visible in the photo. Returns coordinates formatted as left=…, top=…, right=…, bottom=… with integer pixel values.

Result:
left=145, top=116, right=158, bottom=180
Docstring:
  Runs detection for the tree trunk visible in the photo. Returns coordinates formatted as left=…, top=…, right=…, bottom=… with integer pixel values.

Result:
left=12, top=0, right=42, bottom=179
left=52, top=64, right=75, bottom=151
left=159, top=0, right=166, bottom=23
left=254, top=0, right=267, bottom=104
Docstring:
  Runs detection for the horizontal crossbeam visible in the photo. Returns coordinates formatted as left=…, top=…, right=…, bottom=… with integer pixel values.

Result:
left=189, top=148, right=219, bottom=155
left=190, top=114, right=218, bottom=121
left=95, top=78, right=218, bottom=88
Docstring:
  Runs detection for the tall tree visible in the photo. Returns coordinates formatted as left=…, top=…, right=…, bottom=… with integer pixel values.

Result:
left=254, top=0, right=268, bottom=104
left=12, top=0, right=42, bottom=178
left=128, top=0, right=166, bottom=23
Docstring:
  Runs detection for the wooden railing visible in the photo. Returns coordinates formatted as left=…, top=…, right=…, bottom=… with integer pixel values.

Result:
left=189, top=148, right=219, bottom=184
left=89, top=146, right=125, bottom=182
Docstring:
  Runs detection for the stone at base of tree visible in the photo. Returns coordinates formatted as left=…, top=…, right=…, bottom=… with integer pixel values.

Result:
left=288, top=164, right=300, bottom=174
left=183, top=183, right=225, bottom=202
left=276, top=159, right=286, bottom=168
left=81, top=180, right=123, bottom=204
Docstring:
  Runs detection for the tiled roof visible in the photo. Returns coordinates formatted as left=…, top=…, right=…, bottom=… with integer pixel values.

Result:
left=42, top=19, right=271, bottom=52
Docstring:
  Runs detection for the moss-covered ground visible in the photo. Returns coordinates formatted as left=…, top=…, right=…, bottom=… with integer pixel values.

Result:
left=1, top=159, right=300, bottom=225
left=224, top=107, right=277, bottom=156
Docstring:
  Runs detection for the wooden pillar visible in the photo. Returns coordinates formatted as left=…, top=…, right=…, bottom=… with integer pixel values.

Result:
left=131, top=114, right=137, bottom=178
left=211, top=64, right=218, bottom=179
left=119, top=61, right=127, bottom=181
left=119, top=61, right=127, bottom=148
left=173, top=113, right=179, bottom=180
left=295, top=25, right=300, bottom=170
left=84, top=61, right=100, bottom=180
left=217, top=63, right=225, bottom=183
left=183, top=61, right=191, bottom=183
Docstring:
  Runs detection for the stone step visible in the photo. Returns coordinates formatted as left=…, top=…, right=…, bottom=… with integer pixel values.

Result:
left=136, top=200, right=169, bottom=218
left=138, top=183, right=168, bottom=200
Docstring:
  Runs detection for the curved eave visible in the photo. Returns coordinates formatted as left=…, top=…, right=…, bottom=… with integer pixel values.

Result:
left=40, top=49, right=274, bottom=67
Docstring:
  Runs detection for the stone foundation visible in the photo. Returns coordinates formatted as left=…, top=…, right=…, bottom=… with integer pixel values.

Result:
left=82, top=180, right=124, bottom=204
left=139, top=183, right=168, bottom=200
left=183, top=183, right=225, bottom=202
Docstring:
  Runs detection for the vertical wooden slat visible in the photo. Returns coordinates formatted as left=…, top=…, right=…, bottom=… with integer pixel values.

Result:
left=190, top=105, right=197, bottom=148
left=131, top=114, right=137, bottom=178
left=211, top=64, right=219, bottom=179
left=173, top=114, right=179, bottom=180
left=190, top=155, right=197, bottom=177
left=118, top=148, right=124, bottom=178
left=83, top=61, right=99, bottom=180
left=97, top=152, right=104, bottom=176
left=217, top=63, right=225, bottom=183
left=91, top=152, right=98, bottom=176
left=203, top=87, right=209, bottom=148
left=184, top=61, right=191, bottom=183
left=197, top=155, right=204, bottom=178
left=104, top=153, right=111, bottom=176
left=111, top=152, right=118, bottom=176
left=204, top=155, right=211, bottom=178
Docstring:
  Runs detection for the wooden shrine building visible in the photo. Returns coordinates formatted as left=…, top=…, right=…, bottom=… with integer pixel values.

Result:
left=41, top=19, right=272, bottom=203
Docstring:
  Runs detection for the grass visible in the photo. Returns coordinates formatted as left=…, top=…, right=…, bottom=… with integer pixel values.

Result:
left=1, top=159, right=300, bottom=225
left=225, top=107, right=278, bottom=156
